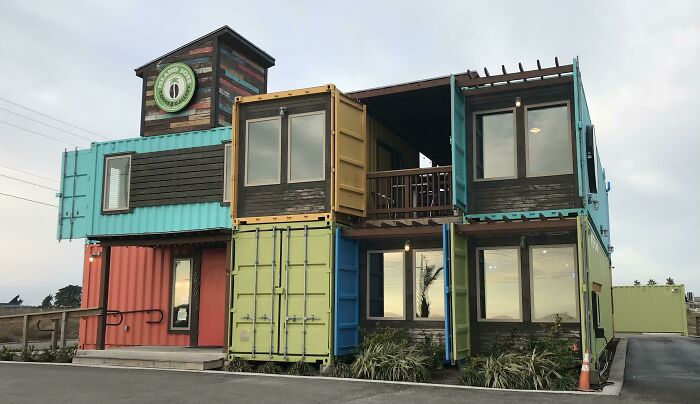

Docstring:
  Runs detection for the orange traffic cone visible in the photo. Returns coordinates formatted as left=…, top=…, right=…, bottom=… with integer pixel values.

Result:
left=578, top=350, right=591, bottom=391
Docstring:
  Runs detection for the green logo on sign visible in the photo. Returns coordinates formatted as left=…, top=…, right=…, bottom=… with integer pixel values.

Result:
left=154, top=62, right=196, bottom=113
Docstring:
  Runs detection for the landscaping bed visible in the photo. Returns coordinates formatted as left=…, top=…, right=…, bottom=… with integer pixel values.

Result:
left=0, top=345, right=77, bottom=364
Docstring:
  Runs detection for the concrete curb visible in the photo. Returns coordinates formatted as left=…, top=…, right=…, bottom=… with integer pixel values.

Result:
left=601, top=338, right=627, bottom=396
left=0, top=360, right=606, bottom=396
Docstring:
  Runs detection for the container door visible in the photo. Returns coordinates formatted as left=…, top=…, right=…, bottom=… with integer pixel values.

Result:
left=230, top=227, right=282, bottom=358
left=279, top=225, right=332, bottom=359
left=334, top=93, right=367, bottom=217
left=449, top=222, right=470, bottom=361
left=442, top=224, right=452, bottom=362
left=333, top=228, right=359, bottom=356
left=450, top=75, right=467, bottom=213
left=57, top=148, right=93, bottom=240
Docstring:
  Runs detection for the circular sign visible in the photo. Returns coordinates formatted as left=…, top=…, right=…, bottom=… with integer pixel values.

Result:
left=154, top=62, right=196, bottom=113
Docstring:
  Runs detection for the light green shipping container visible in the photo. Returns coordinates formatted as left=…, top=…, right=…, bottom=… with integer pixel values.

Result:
left=613, top=285, right=688, bottom=335
left=228, top=221, right=334, bottom=364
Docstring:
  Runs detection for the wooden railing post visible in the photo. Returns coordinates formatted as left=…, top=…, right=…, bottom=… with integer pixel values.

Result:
left=50, top=319, right=59, bottom=349
left=22, top=315, right=29, bottom=351
left=59, top=311, right=67, bottom=348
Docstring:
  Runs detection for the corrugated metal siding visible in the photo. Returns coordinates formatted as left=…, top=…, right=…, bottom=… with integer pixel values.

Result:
left=198, top=247, right=228, bottom=346
left=79, top=245, right=189, bottom=349
left=583, top=216, right=613, bottom=360
left=613, top=285, right=688, bottom=334
left=58, top=126, right=232, bottom=239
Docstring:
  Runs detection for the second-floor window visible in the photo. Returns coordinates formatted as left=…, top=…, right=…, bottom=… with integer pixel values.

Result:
left=245, top=117, right=281, bottom=186
left=474, top=109, right=516, bottom=180
left=288, top=111, right=325, bottom=182
left=526, top=104, right=573, bottom=177
left=102, top=155, right=131, bottom=212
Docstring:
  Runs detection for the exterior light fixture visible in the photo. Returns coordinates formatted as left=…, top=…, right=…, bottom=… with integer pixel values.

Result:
left=89, top=252, right=102, bottom=263
left=515, top=97, right=521, bottom=107
left=279, top=106, right=287, bottom=117
left=404, top=240, right=411, bottom=252
left=530, top=127, right=541, bottom=134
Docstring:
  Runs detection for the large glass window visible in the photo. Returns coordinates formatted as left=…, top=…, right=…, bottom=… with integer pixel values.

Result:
left=245, top=117, right=281, bottom=186
left=223, top=143, right=232, bottom=203
left=530, top=246, right=578, bottom=322
left=288, top=111, right=325, bottom=182
left=170, top=258, right=193, bottom=330
left=414, top=250, right=444, bottom=320
left=477, top=248, right=521, bottom=321
left=102, top=155, right=130, bottom=211
left=368, top=251, right=404, bottom=319
left=475, top=110, right=516, bottom=180
left=526, top=104, right=573, bottom=176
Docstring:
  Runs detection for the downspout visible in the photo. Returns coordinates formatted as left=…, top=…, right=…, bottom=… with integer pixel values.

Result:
left=581, top=218, right=593, bottom=365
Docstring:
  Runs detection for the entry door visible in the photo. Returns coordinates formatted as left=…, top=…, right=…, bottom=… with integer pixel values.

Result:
left=231, top=228, right=282, bottom=358
left=197, top=247, right=227, bottom=347
left=449, top=223, right=470, bottom=361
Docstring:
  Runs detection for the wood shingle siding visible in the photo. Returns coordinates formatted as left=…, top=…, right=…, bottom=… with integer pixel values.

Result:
left=129, top=144, right=225, bottom=207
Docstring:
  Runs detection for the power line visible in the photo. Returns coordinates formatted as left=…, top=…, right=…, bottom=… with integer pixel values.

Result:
left=0, top=173, right=59, bottom=191
left=0, top=164, right=57, bottom=183
left=0, top=106, right=96, bottom=143
left=0, top=192, right=57, bottom=207
left=0, top=96, right=111, bottom=140
left=0, top=119, right=80, bottom=147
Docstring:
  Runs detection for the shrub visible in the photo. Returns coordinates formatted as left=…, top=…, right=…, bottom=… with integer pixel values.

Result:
left=360, top=326, right=410, bottom=349
left=20, top=345, right=36, bottom=362
left=38, top=347, right=57, bottom=362
left=418, top=336, right=445, bottom=373
left=287, top=361, right=314, bottom=376
left=54, top=347, right=76, bottom=363
left=461, top=358, right=485, bottom=387
left=255, top=362, right=283, bottom=374
left=225, top=357, right=253, bottom=372
left=0, top=346, right=15, bottom=361
left=351, top=342, right=431, bottom=383
left=328, top=362, right=353, bottom=378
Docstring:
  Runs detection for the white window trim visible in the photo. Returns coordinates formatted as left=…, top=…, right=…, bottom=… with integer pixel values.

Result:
left=475, top=246, right=523, bottom=322
left=102, top=154, right=131, bottom=212
left=528, top=244, right=580, bottom=323
left=472, top=107, right=518, bottom=182
left=287, top=110, right=326, bottom=183
left=412, top=248, right=445, bottom=322
left=223, top=143, right=232, bottom=203
left=366, top=249, right=406, bottom=321
left=170, top=257, right=193, bottom=331
left=244, top=116, right=282, bottom=187
left=524, top=101, right=574, bottom=178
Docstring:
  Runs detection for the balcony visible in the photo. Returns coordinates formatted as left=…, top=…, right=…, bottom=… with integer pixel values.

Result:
left=366, top=166, right=456, bottom=220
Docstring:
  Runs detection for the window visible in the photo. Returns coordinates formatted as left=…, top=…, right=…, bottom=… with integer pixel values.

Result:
left=170, top=258, right=193, bottom=330
left=102, top=155, right=130, bottom=211
left=223, top=143, right=232, bottom=203
left=367, top=251, right=404, bottom=319
left=245, top=117, right=281, bottom=186
left=526, top=104, right=573, bottom=177
left=474, top=110, right=516, bottom=180
left=477, top=248, right=521, bottom=321
left=530, top=246, right=578, bottom=322
left=288, top=111, right=325, bottom=182
left=414, top=249, right=444, bottom=320
left=585, top=125, right=598, bottom=193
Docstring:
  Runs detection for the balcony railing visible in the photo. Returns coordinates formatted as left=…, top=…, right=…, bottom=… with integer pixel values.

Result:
left=366, top=166, right=455, bottom=220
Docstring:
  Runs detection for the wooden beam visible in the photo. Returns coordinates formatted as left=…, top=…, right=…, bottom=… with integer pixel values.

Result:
left=342, top=225, right=442, bottom=239
left=96, top=246, right=111, bottom=350
left=461, top=76, right=573, bottom=96
left=456, top=64, right=573, bottom=88
left=455, top=218, right=577, bottom=235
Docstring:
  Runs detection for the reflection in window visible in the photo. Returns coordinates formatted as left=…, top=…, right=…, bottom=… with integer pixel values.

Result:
left=415, top=250, right=444, bottom=320
left=478, top=248, right=521, bottom=320
left=530, top=246, right=578, bottom=322
left=288, top=112, right=325, bottom=182
left=171, top=258, right=192, bottom=330
left=368, top=251, right=404, bottom=319
left=526, top=105, right=573, bottom=176
left=475, top=111, right=516, bottom=180
left=245, top=117, right=281, bottom=186
left=103, top=155, right=130, bottom=211
left=223, top=143, right=231, bottom=202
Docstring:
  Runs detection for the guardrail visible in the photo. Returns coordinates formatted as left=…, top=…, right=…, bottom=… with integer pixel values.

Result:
left=0, top=307, right=102, bottom=351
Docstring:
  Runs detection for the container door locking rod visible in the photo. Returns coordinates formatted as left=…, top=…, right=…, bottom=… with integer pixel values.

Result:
left=252, top=227, right=260, bottom=358
left=270, top=226, right=277, bottom=357
left=283, top=226, right=291, bottom=358
left=301, top=225, right=309, bottom=359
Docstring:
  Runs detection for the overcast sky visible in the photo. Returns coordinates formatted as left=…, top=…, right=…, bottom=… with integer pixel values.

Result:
left=0, top=1, right=698, bottom=305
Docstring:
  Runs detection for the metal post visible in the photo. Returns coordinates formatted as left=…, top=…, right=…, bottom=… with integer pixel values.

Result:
left=22, top=315, right=29, bottom=351
left=59, top=311, right=67, bottom=348
left=283, top=226, right=291, bottom=358
left=96, top=245, right=111, bottom=350
left=252, top=228, right=260, bottom=358
left=270, top=227, right=277, bottom=357
left=301, top=225, right=309, bottom=359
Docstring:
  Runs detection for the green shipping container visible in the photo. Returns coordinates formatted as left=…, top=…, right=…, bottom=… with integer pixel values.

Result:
left=613, top=285, right=688, bottom=335
left=229, top=221, right=334, bottom=364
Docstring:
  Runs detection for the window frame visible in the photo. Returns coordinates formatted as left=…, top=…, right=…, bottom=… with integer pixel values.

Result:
left=475, top=246, right=523, bottom=322
left=366, top=249, right=406, bottom=321
left=244, top=116, right=282, bottom=187
left=472, top=107, right=518, bottom=182
left=223, top=142, right=232, bottom=203
left=169, top=256, right=194, bottom=332
left=528, top=244, right=580, bottom=323
left=286, top=110, right=326, bottom=184
left=412, top=248, right=445, bottom=322
left=524, top=101, right=574, bottom=178
left=101, top=154, right=132, bottom=213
